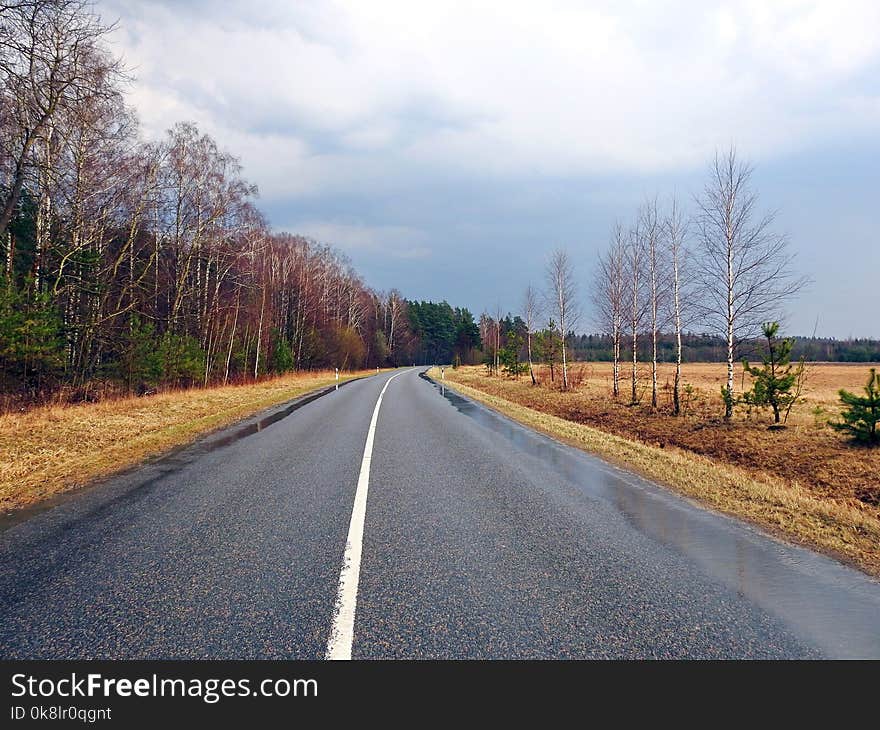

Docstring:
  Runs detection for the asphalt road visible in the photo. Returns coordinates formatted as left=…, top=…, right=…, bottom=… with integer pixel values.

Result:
left=1, top=367, right=878, bottom=659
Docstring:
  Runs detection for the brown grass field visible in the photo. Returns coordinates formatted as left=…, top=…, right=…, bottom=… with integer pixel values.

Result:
left=436, top=362, right=880, bottom=577
left=0, top=369, right=375, bottom=515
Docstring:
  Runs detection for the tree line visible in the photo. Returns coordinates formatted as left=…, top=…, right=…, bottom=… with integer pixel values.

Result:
left=0, top=1, right=480, bottom=403
left=567, top=333, right=880, bottom=365
left=407, top=300, right=481, bottom=366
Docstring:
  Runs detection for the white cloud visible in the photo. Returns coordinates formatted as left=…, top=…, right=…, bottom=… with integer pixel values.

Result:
left=102, top=0, right=880, bottom=193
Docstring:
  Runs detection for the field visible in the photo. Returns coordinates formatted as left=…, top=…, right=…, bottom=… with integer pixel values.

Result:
left=0, top=370, right=375, bottom=515
left=582, top=360, right=873, bottom=424
left=436, top=362, right=880, bottom=576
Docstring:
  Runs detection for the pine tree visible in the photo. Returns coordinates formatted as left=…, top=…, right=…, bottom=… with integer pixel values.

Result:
left=117, top=316, right=163, bottom=392
left=159, top=332, right=206, bottom=387
left=0, top=282, right=63, bottom=391
left=540, top=319, right=561, bottom=383
left=831, top=369, right=880, bottom=445
left=742, top=321, right=804, bottom=424
left=499, top=330, right=525, bottom=379
left=269, top=329, right=294, bottom=373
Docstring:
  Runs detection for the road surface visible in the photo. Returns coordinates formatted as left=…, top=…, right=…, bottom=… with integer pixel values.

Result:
left=1, top=367, right=878, bottom=659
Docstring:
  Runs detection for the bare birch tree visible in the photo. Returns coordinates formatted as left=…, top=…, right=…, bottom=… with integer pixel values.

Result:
left=625, top=224, right=647, bottom=404
left=478, top=311, right=494, bottom=373
left=593, top=223, right=626, bottom=398
left=695, top=147, right=806, bottom=418
left=386, top=289, right=405, bottom=365
left=0, top=3, right=421, bottom=398
left=493, top=303, right=503, bottom=376
left=522, top=283, right=541, bottom=385
left=546, top=248, right=579, bottom=391
left=0, top=0, right=119, bottom=241
left=639, top=198, right=665, bottom=409
left=664, top=196, right=689, bottom=415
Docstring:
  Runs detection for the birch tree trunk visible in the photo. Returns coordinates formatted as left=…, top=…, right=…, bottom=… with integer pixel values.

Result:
left=547, top=249, right=578, bottom=392
left=695, top=147, right=804, bottom=420
left=254, top=284, right=265, bottom=380
left=594, top=224, right=626, bottom=399
left=637, top=200, right=661, bottom=410
left=673, top=254, right=683, bottom=416
left=224, top=292, right=240, bottom=385
left=628, top=230, right=642, bottom=405
left=666, top=197, right=688, bottom=416
left=523, top=284, right=540, bottom=385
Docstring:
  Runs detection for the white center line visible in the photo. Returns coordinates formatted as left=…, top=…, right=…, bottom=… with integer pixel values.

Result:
left=325, top=369, right=408, bottom=660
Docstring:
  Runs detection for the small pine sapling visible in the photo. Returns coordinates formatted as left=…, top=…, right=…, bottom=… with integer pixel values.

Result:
left=831, top=368, right=880, bottom=445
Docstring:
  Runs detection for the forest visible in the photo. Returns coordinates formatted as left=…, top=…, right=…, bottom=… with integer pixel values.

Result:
left=0, top=1, right=484, bottom=405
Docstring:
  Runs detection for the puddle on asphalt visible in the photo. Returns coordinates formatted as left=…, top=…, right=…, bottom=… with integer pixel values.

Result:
left=421, top=373, right=880, bottom=659
left=206, top=378, right=356, bottom=451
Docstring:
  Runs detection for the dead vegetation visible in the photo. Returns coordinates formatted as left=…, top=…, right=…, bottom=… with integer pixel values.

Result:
left=0, top=370, right=372, bottom=514
left=437, top=363, right=880, bottom=577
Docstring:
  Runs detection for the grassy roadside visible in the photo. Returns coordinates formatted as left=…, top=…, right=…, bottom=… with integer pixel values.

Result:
left=0, top=370, right=377, bottom=514
left=430, top=367, right=880, bottom=578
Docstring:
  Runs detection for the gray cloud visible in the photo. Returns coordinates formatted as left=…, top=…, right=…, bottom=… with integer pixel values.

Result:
left=99, top=0, right=880, bottom=336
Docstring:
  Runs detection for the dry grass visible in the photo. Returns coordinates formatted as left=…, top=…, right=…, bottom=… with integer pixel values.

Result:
left=435, top=364, right=880, bottom=577
left=588, top=360, right=873, bottom=423
left=0, top=370, right=374, bottom=514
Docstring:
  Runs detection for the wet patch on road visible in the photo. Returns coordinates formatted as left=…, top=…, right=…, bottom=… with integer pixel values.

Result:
left=421, top=371, right=880, bottom=659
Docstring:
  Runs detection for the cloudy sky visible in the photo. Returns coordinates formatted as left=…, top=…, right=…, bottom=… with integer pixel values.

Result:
left=101, top=0, right=879, bottom=337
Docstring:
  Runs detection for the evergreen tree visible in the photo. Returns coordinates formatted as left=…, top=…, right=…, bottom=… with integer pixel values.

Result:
left=499, top=330, right=526, bottom=378
left=158, top=332, right=206, bottom=387
left=269, top=329, right=294, bottom=373
left=117, top=316, right=163, bottom=392
left=0, top=282, right=64, bottom=391
left=453, top=308, right=481, bottom=363
left=742, top=322, right=804, bottom=424
left=831, top=369, right=880, bottom=445
left=539, top=319, right=561, bottom=383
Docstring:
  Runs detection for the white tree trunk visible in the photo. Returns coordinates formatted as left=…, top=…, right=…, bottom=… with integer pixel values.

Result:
left=725, top=219, right=735, bottom=418
left=673, top=254, right=683, bottom=415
